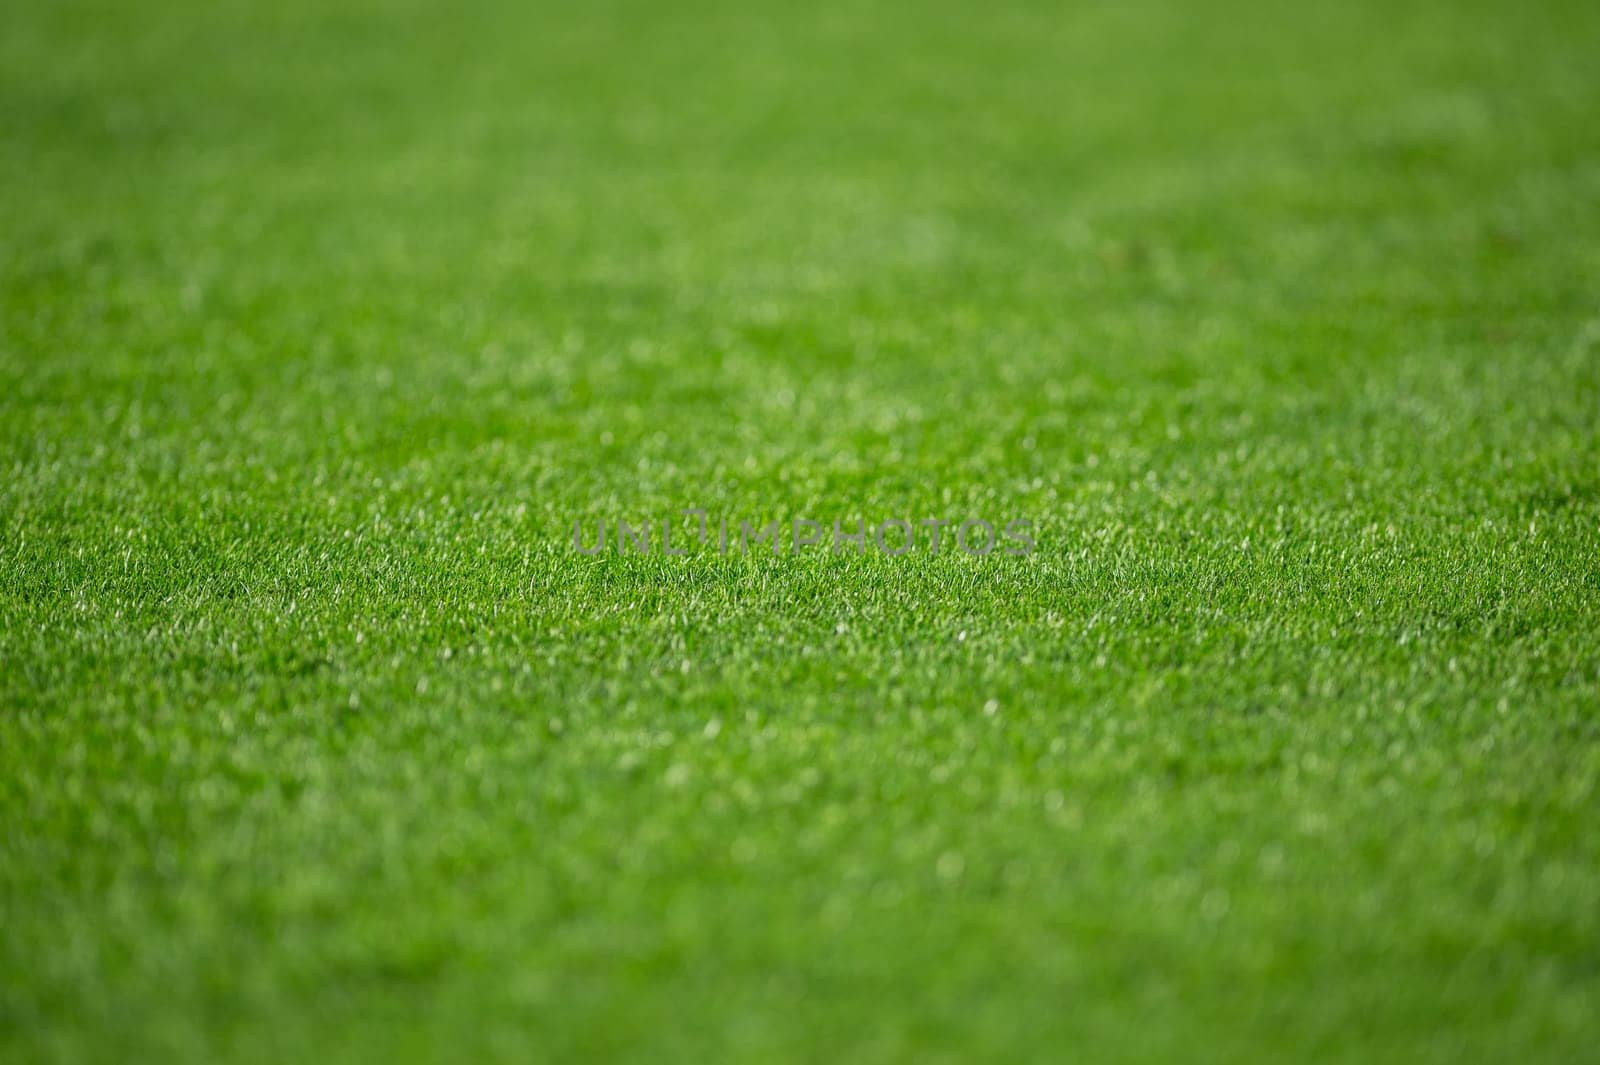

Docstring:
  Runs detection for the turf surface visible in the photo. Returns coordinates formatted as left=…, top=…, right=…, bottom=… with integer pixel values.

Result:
left=3, top=0, right=1600, bottom=1061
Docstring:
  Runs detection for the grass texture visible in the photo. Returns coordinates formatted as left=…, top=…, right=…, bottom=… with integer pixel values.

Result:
left=3, top=0, right=1599, bottom=1061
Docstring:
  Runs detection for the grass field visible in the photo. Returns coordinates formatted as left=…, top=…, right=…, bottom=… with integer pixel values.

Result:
left=4, top=0, right=1600, bottom=1061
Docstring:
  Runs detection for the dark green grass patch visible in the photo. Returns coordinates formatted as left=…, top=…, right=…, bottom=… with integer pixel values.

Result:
left=3, top=0, right=1599, bottom=1061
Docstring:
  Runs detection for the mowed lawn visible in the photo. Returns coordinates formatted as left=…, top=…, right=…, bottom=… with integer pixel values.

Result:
left=3, top=0, right=1599, bottom=1061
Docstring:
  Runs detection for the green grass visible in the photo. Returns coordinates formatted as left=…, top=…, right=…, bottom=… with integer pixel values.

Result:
left=3, top=0, right=1600, bottom=1060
